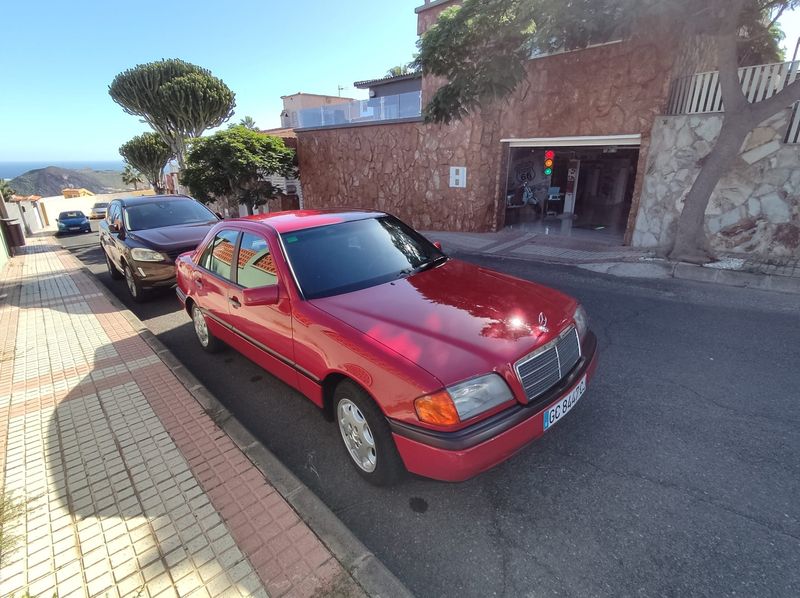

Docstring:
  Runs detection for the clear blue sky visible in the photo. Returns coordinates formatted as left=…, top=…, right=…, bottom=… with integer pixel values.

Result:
left=1, top=2, right=798, bottom=162
left=0, top=0, right=421, bottom=161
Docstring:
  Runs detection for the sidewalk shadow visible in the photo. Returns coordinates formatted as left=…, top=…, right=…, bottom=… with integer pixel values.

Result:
left=0, top=271, right=120, bottom=315
left=17, top=342, right=272, bottom=595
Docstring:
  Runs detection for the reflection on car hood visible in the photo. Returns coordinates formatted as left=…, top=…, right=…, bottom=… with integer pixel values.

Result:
left=128, top=223, right=214, bottom=251
left=311, top=259, right=578, bottom=387
left=59, top=217, right=87, bottom=225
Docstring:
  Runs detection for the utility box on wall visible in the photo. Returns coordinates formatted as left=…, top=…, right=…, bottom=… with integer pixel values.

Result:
left=449, top=167, right=467, bottom=188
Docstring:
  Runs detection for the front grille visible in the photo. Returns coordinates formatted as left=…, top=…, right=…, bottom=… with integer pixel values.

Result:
left=515, top=326, right=581, bottom=402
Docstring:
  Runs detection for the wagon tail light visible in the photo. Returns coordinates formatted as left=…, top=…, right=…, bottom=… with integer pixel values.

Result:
left=414, top=391, right=460, bottom=426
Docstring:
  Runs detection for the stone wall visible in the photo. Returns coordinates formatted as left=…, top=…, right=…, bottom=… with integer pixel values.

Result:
left=633, top=110, right=800, bottom=256
left=296, top=111, right=505, bottom=232
left=298, top=34, right=682, bottom=233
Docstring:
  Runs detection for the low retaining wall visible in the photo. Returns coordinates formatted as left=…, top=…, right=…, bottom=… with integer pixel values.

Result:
left=634, top=110, right=800, bottom=257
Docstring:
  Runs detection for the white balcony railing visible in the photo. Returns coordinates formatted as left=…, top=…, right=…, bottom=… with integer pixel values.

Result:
left=667, top=60, right=800, bottom=143
left=296, top=91, right=422, bottom=129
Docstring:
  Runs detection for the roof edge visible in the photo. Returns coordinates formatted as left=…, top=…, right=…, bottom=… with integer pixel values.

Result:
left=414, top=0, right=455, bottom=14
left=353, top=71, right=422, bottom=89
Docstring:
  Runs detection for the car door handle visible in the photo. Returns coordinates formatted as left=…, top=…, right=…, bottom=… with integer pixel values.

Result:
left=229, top=296, right=241, bottom=309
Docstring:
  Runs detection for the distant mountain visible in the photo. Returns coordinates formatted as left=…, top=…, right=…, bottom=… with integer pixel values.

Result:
left=9, top=166, right=138, bottom=197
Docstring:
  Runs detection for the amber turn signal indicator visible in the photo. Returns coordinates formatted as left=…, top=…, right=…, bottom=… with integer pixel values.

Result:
left=415, top=391, right=460, bottom=426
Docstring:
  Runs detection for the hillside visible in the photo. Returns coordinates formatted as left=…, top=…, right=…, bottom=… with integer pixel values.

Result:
left=10, top=166, right=137, bottom=197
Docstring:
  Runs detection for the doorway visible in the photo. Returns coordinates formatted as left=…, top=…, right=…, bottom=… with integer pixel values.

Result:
left=501, top=137, right=640, bottom=244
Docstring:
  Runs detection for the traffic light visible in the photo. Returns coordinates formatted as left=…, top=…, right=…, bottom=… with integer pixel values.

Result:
left=543, top=150, right=555, bottom=176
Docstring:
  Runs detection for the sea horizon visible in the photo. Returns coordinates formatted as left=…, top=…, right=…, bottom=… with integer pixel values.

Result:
left=0, top=160, right=125, bottom=180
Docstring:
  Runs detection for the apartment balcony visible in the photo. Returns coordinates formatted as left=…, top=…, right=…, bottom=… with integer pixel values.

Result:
left=295, top=91, right=422, bottom=130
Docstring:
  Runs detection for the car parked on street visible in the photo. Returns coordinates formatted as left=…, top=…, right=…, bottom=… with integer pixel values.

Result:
left=56, top=211, right=92, bottom=235
left=99, top=194, right=219, bottom=302
left=89, top=202, right=109, bottom=219
left=176, top=210, right=598, bottom=485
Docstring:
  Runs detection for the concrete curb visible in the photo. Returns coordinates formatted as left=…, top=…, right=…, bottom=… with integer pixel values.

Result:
left=73, top=260, right=413, bottom=598
left=448, top=246, right=800, bottom=295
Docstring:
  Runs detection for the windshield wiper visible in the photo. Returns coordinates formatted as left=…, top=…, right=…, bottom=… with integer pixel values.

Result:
left=415, top=255, right=448, bottom=273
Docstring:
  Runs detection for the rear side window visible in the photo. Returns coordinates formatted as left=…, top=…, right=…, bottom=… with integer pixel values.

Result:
left=237, top=233, right=278, bottom=289
left=200, top=230, right=239, bottom=281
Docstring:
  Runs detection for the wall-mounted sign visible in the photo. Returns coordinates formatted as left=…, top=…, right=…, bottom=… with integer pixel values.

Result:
left=449, top=166, right=467, bottom=188
left=514, top=160, right=536, bottom=184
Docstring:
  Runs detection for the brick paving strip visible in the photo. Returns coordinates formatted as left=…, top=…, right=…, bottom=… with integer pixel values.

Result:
left=0, top=238, right=409, bottom=598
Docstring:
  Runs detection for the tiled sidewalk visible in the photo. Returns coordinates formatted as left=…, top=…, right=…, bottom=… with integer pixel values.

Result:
left=0, top=239, right=361, bottom=597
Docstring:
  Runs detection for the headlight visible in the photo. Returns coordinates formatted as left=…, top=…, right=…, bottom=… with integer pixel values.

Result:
left=447, top=373, right=514, bottom=421
left=130, top=248, right=167, bottom=262
left=573, top=304, right=589, bottom=341
left=57, top=221, right=65, bottom=228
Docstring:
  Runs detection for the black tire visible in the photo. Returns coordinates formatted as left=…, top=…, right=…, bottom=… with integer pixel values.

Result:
left=334, top=380, right=405, bottom=486
left=191, top=303, right=223, bottom=353
left=122, top=263, right=146, bottom=303
left=105, top=250, right=123, bottom=280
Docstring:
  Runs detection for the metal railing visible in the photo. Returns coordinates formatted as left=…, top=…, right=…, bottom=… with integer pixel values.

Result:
left=296, top=91, right=422, bottom=129
left=666, top=60, right=800, bottom=143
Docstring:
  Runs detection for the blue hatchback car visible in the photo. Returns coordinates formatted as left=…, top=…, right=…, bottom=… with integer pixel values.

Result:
left=56, top=210, right=92, bottom=235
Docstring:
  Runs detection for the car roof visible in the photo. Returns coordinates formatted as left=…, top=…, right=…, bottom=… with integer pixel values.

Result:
left=234, top=209, right=387, bottom=234
left=117, top=194, right=196, bottom=207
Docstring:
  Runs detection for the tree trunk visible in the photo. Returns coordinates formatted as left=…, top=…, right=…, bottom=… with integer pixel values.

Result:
left=246, top=203, right=254, bottom=216
left=668, top=116, right=752, bottom=263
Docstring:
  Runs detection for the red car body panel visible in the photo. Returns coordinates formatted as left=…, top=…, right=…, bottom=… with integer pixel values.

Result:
left=392, top=353, right=598, bottom=481
left=176, top=210, right=598, bottom=482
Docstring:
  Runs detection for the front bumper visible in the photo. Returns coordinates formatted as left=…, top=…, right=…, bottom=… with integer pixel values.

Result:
left=390, top=331, right=598, bottom=482
left=57, top=226, right=92, bottom=234
left=131, top=261, right=177, bottom=289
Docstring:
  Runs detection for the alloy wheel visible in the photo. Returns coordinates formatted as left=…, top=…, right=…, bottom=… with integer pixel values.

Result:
left=124, top=266, right=138, bottom=298
left=337, top=399, right=377, bottom=472
left=193, top=307, right=210, bottom=347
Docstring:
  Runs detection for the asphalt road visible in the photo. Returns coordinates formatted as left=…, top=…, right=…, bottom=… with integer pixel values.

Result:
left=57, top=224, right=800, bottom=598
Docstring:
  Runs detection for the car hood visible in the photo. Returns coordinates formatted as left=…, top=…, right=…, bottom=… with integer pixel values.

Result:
left=127, top=223, right=214, bottom=252
left=311, top=258, right=578, bottom=387
left=59, top=217, right=87, bottom=225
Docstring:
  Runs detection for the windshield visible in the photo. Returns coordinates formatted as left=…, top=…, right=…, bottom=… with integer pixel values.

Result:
left=281, top=216, right=446, bottom=299
left=124, top=200, right=217, bottom=231
left=93, top=203, right=108, bottom=208
left=59, top=211, right=84, bottom=219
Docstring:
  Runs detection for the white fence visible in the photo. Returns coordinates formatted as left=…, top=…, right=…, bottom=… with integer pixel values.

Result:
left=666, top=60, right=800, bottom=144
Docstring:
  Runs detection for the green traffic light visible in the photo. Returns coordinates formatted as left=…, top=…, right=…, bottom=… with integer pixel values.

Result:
left=544, top=167, right=553, bottom=176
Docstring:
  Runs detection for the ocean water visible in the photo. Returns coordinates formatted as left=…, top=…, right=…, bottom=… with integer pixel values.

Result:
left=1, top=161, right=125, bottom=180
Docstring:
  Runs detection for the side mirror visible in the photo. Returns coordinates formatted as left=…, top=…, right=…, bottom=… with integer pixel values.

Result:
left=108, top=223, right=119, bottom=233
left=433, top=241, right=443, bottom=250
left=242, top=285, right=279, bottom=307
left=215, top=212, right=224, bottom=220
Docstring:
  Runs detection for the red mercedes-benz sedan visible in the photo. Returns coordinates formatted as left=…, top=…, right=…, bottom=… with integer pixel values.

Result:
left=175, top=210, right=598, bottom=484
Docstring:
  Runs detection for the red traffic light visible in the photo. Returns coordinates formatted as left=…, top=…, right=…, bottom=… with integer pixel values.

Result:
left=544, top=150, right=555, bottom=160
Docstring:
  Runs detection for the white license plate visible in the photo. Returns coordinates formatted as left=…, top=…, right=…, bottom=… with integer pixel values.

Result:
left=69, top=227, right=80, bottom=230
left=543, top=375, right=587, bottom=431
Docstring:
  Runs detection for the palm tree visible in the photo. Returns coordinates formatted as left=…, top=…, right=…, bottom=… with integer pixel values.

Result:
left=239, top=116, right=258, bottom=130
left=121, top=164, right=143, bottom=190
left=386, top=65, right=411, bottom=77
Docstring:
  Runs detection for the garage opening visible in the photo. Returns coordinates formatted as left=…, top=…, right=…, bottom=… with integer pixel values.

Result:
left=501, top=136, right=641, bottom=244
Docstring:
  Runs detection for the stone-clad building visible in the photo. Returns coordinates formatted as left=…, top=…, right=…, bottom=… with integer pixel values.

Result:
left=295, top=0, right=800, bottom=257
